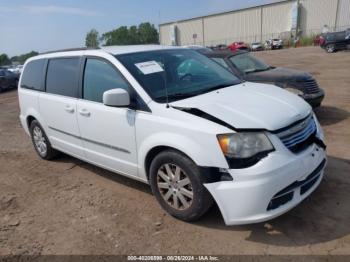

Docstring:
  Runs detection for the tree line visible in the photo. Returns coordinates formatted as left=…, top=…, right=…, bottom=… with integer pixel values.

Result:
left=85, top=22, right=159, bottom=48
left=0, top=22, right=158, bottom=66
left=0, top=51, right=39, bottom=66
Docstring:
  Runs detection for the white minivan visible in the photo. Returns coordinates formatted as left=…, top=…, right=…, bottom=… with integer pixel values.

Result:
left=18, top=45, right=326, bottom=225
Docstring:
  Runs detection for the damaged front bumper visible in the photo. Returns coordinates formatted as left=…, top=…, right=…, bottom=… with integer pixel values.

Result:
left=204, top=143, right=326, bottom=225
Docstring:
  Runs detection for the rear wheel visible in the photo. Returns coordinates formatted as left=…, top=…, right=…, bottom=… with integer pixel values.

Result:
left=29, top=120, right=60, bottom=160
left=149, top=150, right=213, bottom=222
left=326, top=44, right=335, bottom=53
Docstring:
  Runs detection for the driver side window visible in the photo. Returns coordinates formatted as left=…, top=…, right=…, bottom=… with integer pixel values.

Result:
left=83, top=58, right=129, bottom=103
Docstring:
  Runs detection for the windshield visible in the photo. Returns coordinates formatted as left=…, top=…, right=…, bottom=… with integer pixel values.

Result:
left=229, top=53, right=270, bottom=74
left=116, top=49, right=240, bottom=103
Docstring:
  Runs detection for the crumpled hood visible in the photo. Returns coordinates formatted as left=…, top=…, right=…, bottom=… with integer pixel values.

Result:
left=245, top=67, right=313, bottom=83
left=171, top=82, right=312, bottom=131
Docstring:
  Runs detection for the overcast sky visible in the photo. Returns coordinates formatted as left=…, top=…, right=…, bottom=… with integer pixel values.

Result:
left=0, top=0, right=280, bottom=57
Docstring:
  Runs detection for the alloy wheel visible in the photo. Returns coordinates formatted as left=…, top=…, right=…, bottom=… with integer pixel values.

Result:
left=157, top=163, right=193, bottom=210
left=327, top=44, right=335, bottom=53
left=33, top=126, right=47, bottom=156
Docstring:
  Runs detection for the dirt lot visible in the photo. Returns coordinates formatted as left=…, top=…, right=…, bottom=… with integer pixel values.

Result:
left=0, top=46, right=349, bottom=255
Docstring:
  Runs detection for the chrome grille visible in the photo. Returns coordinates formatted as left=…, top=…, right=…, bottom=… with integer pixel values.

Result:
left=277, top=115, right=317, bottom=153
left=299, top=79, right=320, bottom=94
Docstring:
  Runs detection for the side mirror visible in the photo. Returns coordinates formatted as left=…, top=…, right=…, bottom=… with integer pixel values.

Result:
left=103, top=88, right=130, bottom=107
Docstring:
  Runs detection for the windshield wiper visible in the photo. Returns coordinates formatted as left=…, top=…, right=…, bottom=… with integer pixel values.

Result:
left=245, top=68, right=270, bottom=74
left=189, top=83, right=236, bottom=96
left=155, top=93, right=194, bottom=102
left=167, top=93, right=194, bottom=99
left=156, top=83, right=237, bottom=102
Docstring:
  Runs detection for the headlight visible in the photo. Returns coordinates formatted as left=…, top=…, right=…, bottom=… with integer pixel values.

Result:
left=285, top=87, right=304, bottom=96
left=271, top=82, right=304, bottom=96
left=217, top=132, right=274, bottom=159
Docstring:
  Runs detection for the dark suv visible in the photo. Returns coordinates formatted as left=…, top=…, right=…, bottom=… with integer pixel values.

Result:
left=201, top=50, right=325, bottom=108
left=320, top=29, right=350, bottom=53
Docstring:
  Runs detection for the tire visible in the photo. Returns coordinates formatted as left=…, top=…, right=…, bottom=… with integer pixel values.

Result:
left=29, top=120, right=60, bottom=160
left=149, top=150, right=213, bottom=222
left=326, top=44, right=335, bottom=53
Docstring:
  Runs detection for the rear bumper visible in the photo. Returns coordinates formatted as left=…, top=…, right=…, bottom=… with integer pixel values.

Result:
left=204, top=143, right=326, bottom=225
left=303, top=88, right=325, bottom=108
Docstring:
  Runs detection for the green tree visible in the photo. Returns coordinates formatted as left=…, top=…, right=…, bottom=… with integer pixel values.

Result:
left=138, top=22, right=159, bottom=44
left=85, top=29, right=100, bottom=48
left=102, top=26, right=129, bottom=46
left=0, top=54, right=11, bottom=66
left=101, top=22, right=159, bottom=46
left=10, top=51, right=39, bottom=64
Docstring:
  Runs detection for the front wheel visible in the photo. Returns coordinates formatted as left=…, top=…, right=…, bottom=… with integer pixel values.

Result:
left=326, top=44, right=335, bottom=53
left=149, top=150, right=213, bottom=222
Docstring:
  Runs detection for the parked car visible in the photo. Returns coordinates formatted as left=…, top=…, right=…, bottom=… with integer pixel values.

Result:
left=250, top=42, right=264, bottom=51
left=202, top=50, right=324, bottom=107
left=19, top=45, right=326, bottom=225
left=228, top=41, right=249, bottom=52
left=0, top=69, right=18, bottom=92
left=265, top=38, right=283, bottom=49
left=313, top=34, right=322, bottom=46
left=210, top=44, right=227, bottom=51
left=320, top=29, right=350, bottom=53
left=183, top=45, right=212, bottom=54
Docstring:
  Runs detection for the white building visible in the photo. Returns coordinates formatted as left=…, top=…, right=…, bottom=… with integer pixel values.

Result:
left=159, top=0, right=350, bottom=46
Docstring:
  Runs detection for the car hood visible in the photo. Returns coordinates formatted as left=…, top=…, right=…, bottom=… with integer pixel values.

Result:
left=244, top=67, right=313, bottom=83
left=170, top=82, right=311, bottom=131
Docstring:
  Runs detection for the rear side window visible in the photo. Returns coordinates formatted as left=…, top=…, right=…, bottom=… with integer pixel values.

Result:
left=46, top=58, right=80, bottom=97
left=83, top=58, right=129, bottom=103
left=21, top=59, right=46, bottom=91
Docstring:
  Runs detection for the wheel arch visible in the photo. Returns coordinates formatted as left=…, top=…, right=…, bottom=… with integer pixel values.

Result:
left=138, top=132, right=228, bottom=181
left=26, top=115, right=37, bottom=129
left=144, top=145, right=196, bottom=181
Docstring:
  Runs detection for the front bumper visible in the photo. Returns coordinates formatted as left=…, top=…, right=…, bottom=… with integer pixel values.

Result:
left=303, top=88, right=325, bottom=108
left=204, top=143, right=326, bottom=225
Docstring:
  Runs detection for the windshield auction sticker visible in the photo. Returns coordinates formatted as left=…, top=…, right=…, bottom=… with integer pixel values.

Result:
left=135, top=61, right=164, bottom=74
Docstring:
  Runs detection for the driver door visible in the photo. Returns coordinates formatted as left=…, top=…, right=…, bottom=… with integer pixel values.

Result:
left=77, top=57, right=138, bottom=177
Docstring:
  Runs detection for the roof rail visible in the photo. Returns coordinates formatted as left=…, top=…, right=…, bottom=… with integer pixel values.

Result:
left=40, top=47, right=100, bottom=55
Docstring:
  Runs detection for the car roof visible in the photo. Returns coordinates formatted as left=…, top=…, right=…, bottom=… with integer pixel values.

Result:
left=26, top=45, right=185, bottom=63
left=203, top=50, right=248, bottom=58
left=101, top=45, right=182, bottom=55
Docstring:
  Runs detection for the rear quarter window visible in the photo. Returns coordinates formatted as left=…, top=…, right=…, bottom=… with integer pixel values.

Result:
left=20, top=59, right=46, bottom=91
left=46, top=58, right=80, bottom=98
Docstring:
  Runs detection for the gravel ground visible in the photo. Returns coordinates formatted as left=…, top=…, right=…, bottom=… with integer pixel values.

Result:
left=0, top=46, right=349, bottom=255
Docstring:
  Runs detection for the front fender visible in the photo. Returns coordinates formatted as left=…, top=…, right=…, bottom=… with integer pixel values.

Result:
left=137, top=132, right=228, bottom=180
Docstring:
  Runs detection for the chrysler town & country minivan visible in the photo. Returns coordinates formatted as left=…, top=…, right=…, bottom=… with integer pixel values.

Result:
left=18, top=45, right=326, bottom=225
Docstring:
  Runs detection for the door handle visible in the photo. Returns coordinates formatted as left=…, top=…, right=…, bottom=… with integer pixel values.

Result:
left=65, top=105, right=75, bottom=113
left=79, top=109, right=91, bottom=117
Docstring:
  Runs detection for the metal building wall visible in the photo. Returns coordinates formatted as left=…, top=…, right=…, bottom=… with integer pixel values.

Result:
left=203, top=8, right=261, bottom=46
left=176, top=19, right=204, bottom=46
left=158, top=0, right=350, bottom=46
left=299, top=0, right=338, bottom=34
left=337, top=0, right=350, bottom=30
left=262, top=1, right=294, bottom=39
left=159, top=24, right=172, bottom=46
